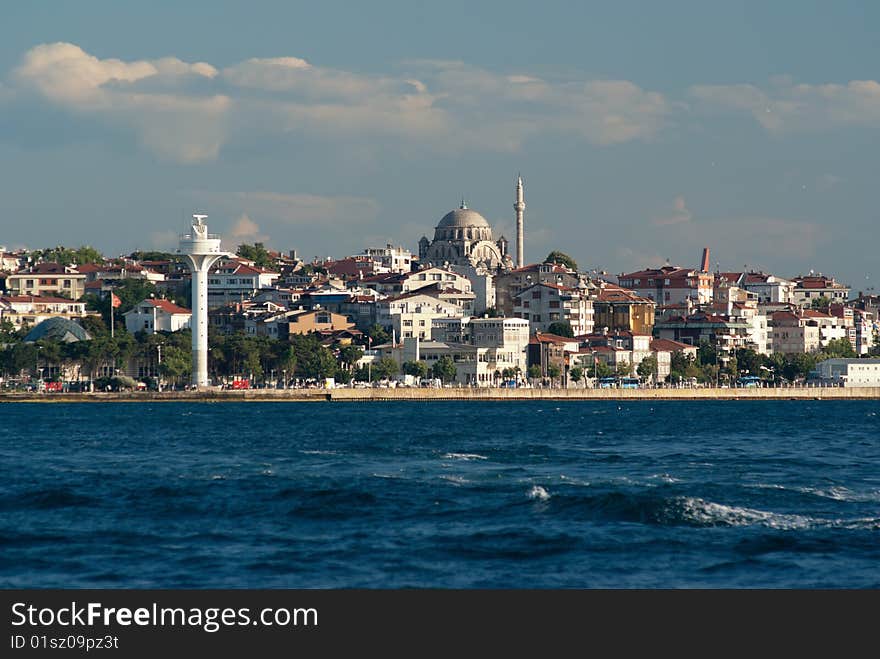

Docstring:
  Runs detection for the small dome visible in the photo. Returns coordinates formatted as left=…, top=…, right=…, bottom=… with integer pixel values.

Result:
left=437, top=204, right=490, bottom=229
left=24, top=317, right=92, bottom=343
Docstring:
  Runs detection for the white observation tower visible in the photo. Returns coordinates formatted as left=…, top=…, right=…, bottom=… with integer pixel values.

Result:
left=179, top=214, right=228, bottom=388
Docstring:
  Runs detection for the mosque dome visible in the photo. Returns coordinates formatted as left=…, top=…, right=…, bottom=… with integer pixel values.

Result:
left=24, top=317, right=92, bottom=343
left=436, top=203, right=491, bottom=229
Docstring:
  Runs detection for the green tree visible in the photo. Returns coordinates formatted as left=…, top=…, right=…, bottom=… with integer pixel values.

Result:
left=527, top=364, right=543, bottom=382
left=290, top=334, right=337, bottom=379
left=637, top=354, right=657, bottom=381
left=374, top=357, right=399, bottom=380
left=365, top=324, right=391, bottom=346
left=333, top=367, right=353, bottom=384
left=236, top=242, right=274, bottom=269
left=432, top=355, right=457, bottom=383
left=402, top=360, right=429, bottom=378
left=822, top=337, right=856, bottom=358
left=30, top=245, right=104, bottom=266
left=546, top=363, right=562, bottom=383
left=546, top=321, right=574, bottom=338
left=697, top=340, right=717, bottom=366
left=569, top=366, right=583, bottom=384
left=338, top=345, right=364, bottom=369
left=544, top=251, right=578, bottom=272
left=735, top=348, right=763, bottom=378
left=483, top=307, right=502, bottom=318
left=158, top=344, right=191, bottom=385
left=810, top=296, right=831, bottom=312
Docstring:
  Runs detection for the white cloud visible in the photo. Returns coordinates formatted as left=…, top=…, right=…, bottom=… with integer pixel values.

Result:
left=13, top=42, right=227, bottom=162
left=229, top=213, right=269, bottom=242
left=653, top=196, right=692, bottom=226
left=689, top=79, right=880, bottom=132
left=7, top=42, right=672, bottom=161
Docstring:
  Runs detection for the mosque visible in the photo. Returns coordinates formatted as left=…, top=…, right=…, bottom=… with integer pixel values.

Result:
left=418, top=176, right=525, bottom=272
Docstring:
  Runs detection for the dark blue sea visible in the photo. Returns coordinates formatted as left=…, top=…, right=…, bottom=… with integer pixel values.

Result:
left=2, top=401, right=879, bottom=588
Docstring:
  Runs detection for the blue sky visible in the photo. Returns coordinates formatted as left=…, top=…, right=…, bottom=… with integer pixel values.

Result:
left=1, top=1, right=878, bottom=293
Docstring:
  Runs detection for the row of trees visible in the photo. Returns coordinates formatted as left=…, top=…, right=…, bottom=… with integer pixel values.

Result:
left=667, top=338, right=866, bottom=385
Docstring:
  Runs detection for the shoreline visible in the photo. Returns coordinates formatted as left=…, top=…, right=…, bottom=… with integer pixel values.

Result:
left=1, top=386, right=878, bottom=402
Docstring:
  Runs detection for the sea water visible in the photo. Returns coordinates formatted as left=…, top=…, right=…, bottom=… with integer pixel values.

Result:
left=1, top=400, right=878, bottom=588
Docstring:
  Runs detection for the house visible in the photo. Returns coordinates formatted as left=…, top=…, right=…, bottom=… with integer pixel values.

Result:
left=811, top=358, right=880, bottom=387
left=513, top=282, right=594, bottom=336
left=206, top=258, right=280, bottom=309
left=592, top=283, right=655, bottom=335
left=768, top=311, right=821, bottom=354
left=123, top=298, right=191, bottom=334
left=649, top=338, right=699, bottom=382
left=358, top=244, right=414, bottom=274
left=494, top=262, right=579, bottom=317
left=790, top=274, right=850, bottom=308
left=654, top=312, right=752, bottom=359
left=286, top=309, right=355, bottom=336
left=527, top=332, right=580, bottom=380
left=6, top=263, right=87, bottom=300
left=617, top=265, right=714, bottom=306
left=376, top=289, right=466, bottom=340
left=389, top=316, right=529, bottom=387
left=359, top=267, right=473, bottom=301
left=0, top=294, right=93, bottom=331
left=739, top=271, right=795, bottom=304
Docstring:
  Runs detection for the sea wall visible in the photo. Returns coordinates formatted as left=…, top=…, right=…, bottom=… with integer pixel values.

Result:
left=2, top=386, right=879, bottom=403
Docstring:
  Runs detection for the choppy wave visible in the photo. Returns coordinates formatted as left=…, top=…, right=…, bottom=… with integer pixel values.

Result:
left=527, top=485, right=551, bottom=501
left=442, top=452, right=488, bottom=461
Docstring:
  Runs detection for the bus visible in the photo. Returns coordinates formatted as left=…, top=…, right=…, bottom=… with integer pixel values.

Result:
left=736, top=375, right=761, bottom=388
left=598, top=377, right=618, bottom=389
left=619, top=377, right=640, bottom=389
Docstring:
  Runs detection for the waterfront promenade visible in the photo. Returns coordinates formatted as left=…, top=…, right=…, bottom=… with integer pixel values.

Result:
left=2, top=386, right=879, bottom=402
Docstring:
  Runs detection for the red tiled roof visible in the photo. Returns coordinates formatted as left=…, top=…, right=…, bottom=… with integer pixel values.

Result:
left=142, top=299, right=190, bottom=314
left=650, top=338, right=697, bottom=352
left=77, top=263, right=104, bottom=273
left=530, top=332, right=578, bottom=344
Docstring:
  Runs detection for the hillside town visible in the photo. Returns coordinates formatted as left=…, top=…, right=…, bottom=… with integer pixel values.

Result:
left=2, top=181, right=879, bottom=392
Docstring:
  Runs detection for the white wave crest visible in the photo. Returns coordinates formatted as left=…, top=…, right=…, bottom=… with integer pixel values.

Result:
left=439, top=475, right=469, bottom=485
left=442, top=452, right=488, bottom=461
left=528, top=485, right=551, bottom=501
left=675, top=497, right=812, bottom=529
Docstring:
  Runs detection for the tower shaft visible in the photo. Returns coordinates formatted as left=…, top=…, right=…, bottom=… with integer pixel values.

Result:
left=180, top=215, right=227, bottom=388
left=514, top=175, right=525, bottom=268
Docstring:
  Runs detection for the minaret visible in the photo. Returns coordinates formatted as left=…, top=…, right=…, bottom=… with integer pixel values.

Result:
left=179, top=214, right=228, bottom=388
left=514, top=174, right=525, bottom=268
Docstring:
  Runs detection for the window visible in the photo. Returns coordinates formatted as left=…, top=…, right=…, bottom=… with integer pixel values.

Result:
left=63, top=280, right=71, bottom=288
left=532, top=291, right=541, bottom=299
left=549, top=301, right=560, bottom=308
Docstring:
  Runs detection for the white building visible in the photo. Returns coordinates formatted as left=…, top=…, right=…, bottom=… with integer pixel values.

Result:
left=790, top=275, right=850, bottom=308
left=513, top=282, right=594, bottom=336
left=377, top=290, right=465, bottom=340
left=123, top=299, right=191, bottom=334
left=395, top=316, right=529, bottom=386
left=812, top=358, right=880, bottom=387
left=740, top=272, right=795, bottom=304
left=0, top=295, right=93, bottom=330
left=6, top=263, right=87, bottom=300
left=360, top=244, right=414, bottom=274
left=207, top=258, right=280, bottom=309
